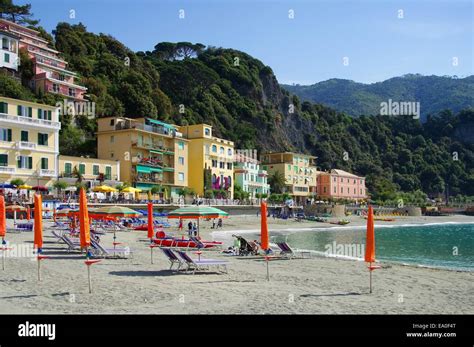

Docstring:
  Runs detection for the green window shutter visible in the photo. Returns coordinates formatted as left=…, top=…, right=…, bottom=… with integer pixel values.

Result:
left=38, top=133, right=41, bottom=145
left=4, top=53, right=9, bottom=63
left=0, top=154, right=7, bottom=166
left=105, top=166, right=112, bottom=179
left=17, top=105, right=21, bottom=116
left=21, top=131, right=28, bottom=142
left=7, top=129, right=12, bottom=142
left=28, top=157, right=32, bottom=169
left=17, top=156, right=21, bottom=168
left=93, top=165, right=99, bottom=175
left=65, top=163, right=71, bottom=174
left=79, top=164, right=85, bottom=174
left=48, top=110, right=52, bottom=120
left=0, top=102, right=6, bottom=113
left=41, top=158, right=48, bottom=170
left=38, top=109, right=42, bottom=119
left=28, top=107, right=32, bottom=118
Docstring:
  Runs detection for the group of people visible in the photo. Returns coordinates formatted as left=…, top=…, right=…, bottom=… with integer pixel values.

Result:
left=177, top=217, right=224, bottom=237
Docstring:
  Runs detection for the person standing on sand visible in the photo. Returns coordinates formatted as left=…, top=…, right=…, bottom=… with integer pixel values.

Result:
left=211, top=219, right=216, bottom=229
left=178, top=219, right=183, bottom=231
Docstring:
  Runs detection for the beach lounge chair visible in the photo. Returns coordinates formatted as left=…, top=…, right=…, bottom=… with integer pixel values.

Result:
left=90, top=239, right=132, bottom=259
left=160, top=248, right=183, bottom=271
left=58, top=234, right=82, bottom=252
left=276, top=242, right=311, bottom=259
left=175, top=250, right=229, bottom=275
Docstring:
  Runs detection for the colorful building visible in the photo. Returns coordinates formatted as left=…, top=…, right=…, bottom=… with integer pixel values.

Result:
left=234, top=151, right=269, bottom=198
left=316, top=169, right=367, bottom=202
left=179, top=124, right=234, bottom=199
left=0, top=23, right=19, bottom=72
left=96, top=116, right=188, bottom=199
left=0, top=19, right=87, bottom=101
left=261, top=152, right=317, bottom=204
left=0, top=96, right=60, bottom=187
left=58, top=155, right=121, bottom=189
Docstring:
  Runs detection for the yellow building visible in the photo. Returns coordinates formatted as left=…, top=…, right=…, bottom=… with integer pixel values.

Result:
left=96, top=116, right=188, bottom=199
left=179, top=124, right=234, bottom=199
left=261, top=152, right=317, bottom=204
left=0, top=96, right=60, bottom=187
left=58, top=155, right=121, bottom=188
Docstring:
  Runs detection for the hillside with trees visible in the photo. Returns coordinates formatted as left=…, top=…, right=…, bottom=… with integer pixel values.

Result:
left=0, top=1, right=473, bottom=202
left=282, top=75, right=474, bottom=121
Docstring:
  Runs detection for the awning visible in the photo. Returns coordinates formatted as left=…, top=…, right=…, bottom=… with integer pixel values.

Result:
left=149, top=150, right=163, bottom=155
left=137, top=166, right=151, bottom=174
left=149, top=167, right=163, bottom=173
left=147, top=118, right=177, bottom=130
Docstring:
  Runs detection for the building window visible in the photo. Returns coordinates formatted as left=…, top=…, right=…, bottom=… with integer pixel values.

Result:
left=178, top=172, right=185, bottom=181
left=4, top=53, right=9, bottom=63
left=0, top=102, right=7, bottom=113
left=65, top=163, right=72, bottom=174
left=219, top=147, right=224, bottom=155
left=1, top=38, right=7, bottom=50
left=212, top=145, right=217, bottom=153
left=68, top=88, right=75, bottom=97
left=52, top=84, right=59, bottom=93
left=79, top=164, right=86, bottom=175
left=105, top=166, right=112, bottom=180
left=178, top=157, right=184, bottom=165
left=204, top=128, right=210, bottom=136
left=110, top=119, right=115, bottom=126
left=0, top=128, right=12, bottom=142
left=41, top=158, right=48, bottom=170
left=17, top=105, right=32, bottom=118
left=228, top=148, right=232, bottom=156
left=227, top=162, right=232, bottom=170
left=38, top=133, right=48, bottom=146
left=354, top=188, right=356, bottom=194
left=93, top=165, right=99, bottom=175
left=211, top=159, right=217, bottom=168
left=341, top=187, right=343, bottom=193
left=0, top=154, right=8, bottom=166
left=334, top=187, right=336, bottom=193
left=219, top=162, right=225, bottom=169
left=110, top=135, right=114, bottom=143
left=333, top=177, right=336, bottom=182
left=323, top=187, right=327, bottom=193
left=110, top=152, right=114, bottom=158
left=178, top=141, right=184, bottom=150
left=17, top=156, right=32, bottom=169
left=38, top=109, right=44, bottom=119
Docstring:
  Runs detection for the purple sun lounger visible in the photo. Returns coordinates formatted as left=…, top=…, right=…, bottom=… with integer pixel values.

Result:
left=176, top=250, right=229, bottom=275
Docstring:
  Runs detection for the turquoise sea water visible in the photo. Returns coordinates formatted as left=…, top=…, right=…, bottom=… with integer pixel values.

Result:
left=271, top=223, right=474, bottom=271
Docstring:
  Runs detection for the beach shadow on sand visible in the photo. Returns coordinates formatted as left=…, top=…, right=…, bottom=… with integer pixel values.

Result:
left=300, top=292, right=362, bottom=298
left=109, top=270, right=178, bottom=277
left=0, top=294, right=38, bottom=299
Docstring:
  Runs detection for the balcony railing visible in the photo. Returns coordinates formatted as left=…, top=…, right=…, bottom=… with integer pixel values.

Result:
left=116, top=121, right=182, bottom=138
left=39, top=169, right=56, bottom=177
left=0, top=166, right=15, bottom=174
left=17, top=141, right=36, bottom=150
left=0, top=113, right=60, bottom=129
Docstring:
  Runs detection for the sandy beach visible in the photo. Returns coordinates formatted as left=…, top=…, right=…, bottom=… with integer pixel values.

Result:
left=0, top=214, right=473, bottom=314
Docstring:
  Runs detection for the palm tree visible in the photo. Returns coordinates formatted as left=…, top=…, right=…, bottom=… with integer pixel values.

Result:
left=268, top=171, right=286, bottom=194
left=72, top=165, right=83, bottom=184
left=10, top=178, right=25, bottom=187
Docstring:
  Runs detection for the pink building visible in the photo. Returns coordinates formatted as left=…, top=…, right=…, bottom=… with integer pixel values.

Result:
left=0, top=19, right=87, bottom=101
left=316, top=169, right=367, bottom=202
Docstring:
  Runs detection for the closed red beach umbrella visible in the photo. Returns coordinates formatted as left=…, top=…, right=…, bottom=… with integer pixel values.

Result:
left=33, top=194, right=43, bottom=251
left=79, top=188, right=91, bottom=249
left=0, top=196, right=6, bottom=238
left=260, top=201, right=269, bottom=251
left=147, top=202, right=154, bottom=239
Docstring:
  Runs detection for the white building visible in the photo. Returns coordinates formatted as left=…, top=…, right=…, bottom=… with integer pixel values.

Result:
left=0, top=27, right=19, bottom=71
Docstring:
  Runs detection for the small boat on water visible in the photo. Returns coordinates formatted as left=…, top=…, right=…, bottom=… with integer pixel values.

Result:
left=330, top=219, right=350, bottom=225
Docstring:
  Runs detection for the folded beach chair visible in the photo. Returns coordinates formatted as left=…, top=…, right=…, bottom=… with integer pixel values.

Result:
left=175, top=250, right=229, bottom=275
left=59, top=234, right=82, bottom=252
left=160, top=248, right=183, bottom=271
left=90, top=239, right=132, bottom=259
left=276, top=242, right=310, bottom=259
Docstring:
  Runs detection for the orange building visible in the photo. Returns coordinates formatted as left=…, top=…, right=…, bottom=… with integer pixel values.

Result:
left=316, top=169, right=367, bottom=202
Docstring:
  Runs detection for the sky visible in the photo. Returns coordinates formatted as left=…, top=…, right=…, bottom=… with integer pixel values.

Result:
left=19, top=0, right=474, bottom=85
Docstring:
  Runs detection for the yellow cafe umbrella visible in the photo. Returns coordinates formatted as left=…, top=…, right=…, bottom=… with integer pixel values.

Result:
left=18, top=184, right=33, bottom=190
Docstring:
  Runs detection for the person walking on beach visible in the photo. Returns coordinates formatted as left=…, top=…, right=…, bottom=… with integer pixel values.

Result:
left=178, top=219, right=183, bottom=231
left=217, top=218, right=223, bottom=229
left=187, top=221, right=193, bottom=236
left=211, top=219, right=216, bottom=229
left=192, top=222, right=198, bottom=236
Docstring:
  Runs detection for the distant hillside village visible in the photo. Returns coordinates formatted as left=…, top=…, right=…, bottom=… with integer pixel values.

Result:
left=0, top=18, right=367, bottom=205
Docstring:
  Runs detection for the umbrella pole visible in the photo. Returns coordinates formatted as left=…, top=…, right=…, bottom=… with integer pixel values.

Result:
left=37, top=257, right=41, bottom=281
left=87, top=264, right=92, bottom=293
left=369, top=262, right=372, bottom=294
left=266, top=256, right=269, bottom=281
left=150, top=239, right=154, bottom=264
left=2, top=241, right=5, bottom=271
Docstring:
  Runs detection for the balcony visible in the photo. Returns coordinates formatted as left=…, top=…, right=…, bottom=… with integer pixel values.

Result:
left=131, top=142, right=175, bottom=155
left=17, top=141, right=36, bottom=150
left=116, top=120, right=181, bottom=138
left=0, top=166, right=15, bottom=174
left=0, top=112, right=60, bottom=130
left=39, top=169, right=56, bottom=177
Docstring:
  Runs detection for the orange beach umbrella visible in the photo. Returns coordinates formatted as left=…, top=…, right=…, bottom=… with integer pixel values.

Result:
left=0, top=196, right=6, bottom=238
left=147, top=202, right=154, bottom=239
left=365, top=205, right=380, bottom=293
left=260, top=201, right=269, bottom=251
left=79, top=188, right=91, bottom=249
left=26, top=206, right=31, bottom=221
left=33, top=194, right=43, bottom=251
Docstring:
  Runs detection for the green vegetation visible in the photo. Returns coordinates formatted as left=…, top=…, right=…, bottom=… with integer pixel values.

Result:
left=2, top=3, right=474, bottom=203
left=282, top=75, right=474, bottom=121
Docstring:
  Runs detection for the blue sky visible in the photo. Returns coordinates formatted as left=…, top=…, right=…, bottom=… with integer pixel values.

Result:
left=21, top=0, right=474, bottom=84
